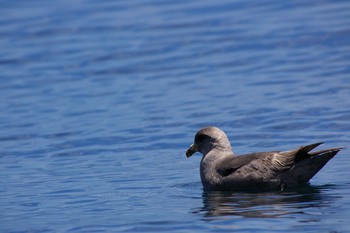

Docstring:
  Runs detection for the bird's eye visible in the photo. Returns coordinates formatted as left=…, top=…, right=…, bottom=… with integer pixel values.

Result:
left=195, top=134, right=211, bottom=144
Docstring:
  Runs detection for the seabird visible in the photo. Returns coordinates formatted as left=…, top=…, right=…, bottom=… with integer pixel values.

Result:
left=186, top=126, right=342, bottom=191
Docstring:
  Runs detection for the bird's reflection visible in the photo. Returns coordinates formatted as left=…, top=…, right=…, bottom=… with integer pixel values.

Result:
left=194, top=184, right=336, bottom=219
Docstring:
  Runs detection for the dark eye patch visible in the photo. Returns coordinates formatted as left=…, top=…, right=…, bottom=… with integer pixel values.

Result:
left=195, top=134, right=211, bottom=144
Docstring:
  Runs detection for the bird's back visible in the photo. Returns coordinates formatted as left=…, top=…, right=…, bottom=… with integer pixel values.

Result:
left=204, top=143, right=342, bottom=191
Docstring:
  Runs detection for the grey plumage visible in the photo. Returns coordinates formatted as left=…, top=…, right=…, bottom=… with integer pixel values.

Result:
left=186, top=127, right=342, bottom=191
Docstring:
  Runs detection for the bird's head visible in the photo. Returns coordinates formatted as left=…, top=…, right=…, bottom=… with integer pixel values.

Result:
left=186, top=126, right=232, bottom=158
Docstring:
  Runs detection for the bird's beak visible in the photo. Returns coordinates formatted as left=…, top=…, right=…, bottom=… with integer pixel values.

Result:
left=186, top=143, right=198, bottom=158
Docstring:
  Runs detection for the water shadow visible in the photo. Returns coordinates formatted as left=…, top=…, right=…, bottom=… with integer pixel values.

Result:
left=193, top=184, right=338, bottom=219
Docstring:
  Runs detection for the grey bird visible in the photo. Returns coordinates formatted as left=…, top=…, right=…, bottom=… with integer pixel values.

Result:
left=186, top=126, right=343, bottom=191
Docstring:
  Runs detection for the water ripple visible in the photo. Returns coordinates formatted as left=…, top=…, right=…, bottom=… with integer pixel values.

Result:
left=1, top=0, right=350, bottom=232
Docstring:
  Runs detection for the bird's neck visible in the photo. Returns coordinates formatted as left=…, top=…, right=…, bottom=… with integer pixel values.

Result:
left=200, top=148, right=233, bottom=189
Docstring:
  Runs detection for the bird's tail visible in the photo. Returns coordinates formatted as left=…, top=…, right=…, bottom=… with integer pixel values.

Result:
left=287, top=144, right=343, bottom=184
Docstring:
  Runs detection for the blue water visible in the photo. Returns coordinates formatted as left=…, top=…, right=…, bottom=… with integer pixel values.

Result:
left=1, top=0, right=350, bottom=232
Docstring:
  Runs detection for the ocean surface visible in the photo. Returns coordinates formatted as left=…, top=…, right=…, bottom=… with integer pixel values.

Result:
left=1, top=0, right=350, bottom=232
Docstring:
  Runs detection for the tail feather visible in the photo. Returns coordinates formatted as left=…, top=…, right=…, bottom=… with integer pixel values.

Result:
left=282, top=144, right=343, bottom=186
left=292, top=149, right=341, bottom=184
left=298, top=142, right=324, bottom=154
left=309, top=147, right=344, bottom=156
left=295, top=143, right=343, bottom=162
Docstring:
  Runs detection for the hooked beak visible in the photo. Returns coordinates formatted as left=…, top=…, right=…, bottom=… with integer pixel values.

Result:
left=186, top=143, right=198, bottom=158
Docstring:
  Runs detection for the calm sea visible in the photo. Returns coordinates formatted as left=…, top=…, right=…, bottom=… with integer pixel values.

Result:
left=1, top=0, right=350, bottom=232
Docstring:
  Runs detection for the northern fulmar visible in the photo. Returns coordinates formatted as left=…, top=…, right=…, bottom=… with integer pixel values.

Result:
left=186, top=126, right=342, bottom=191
